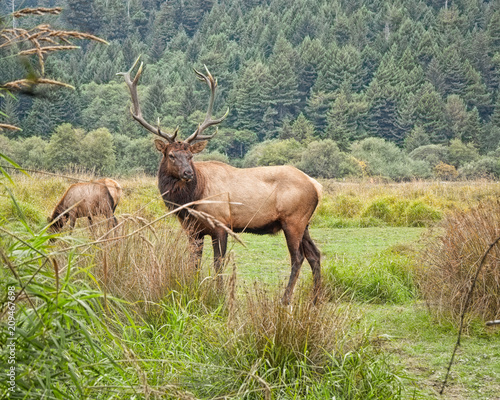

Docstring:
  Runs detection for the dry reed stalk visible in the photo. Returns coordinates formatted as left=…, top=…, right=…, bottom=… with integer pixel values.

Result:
left=1, top=7, right=107, bottom=83
left=0, top=123, right=21, bottom=131
left=12, top=7, right=62, bottom=18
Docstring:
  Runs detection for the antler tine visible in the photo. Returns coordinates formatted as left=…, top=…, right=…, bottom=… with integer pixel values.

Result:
left=117, top=56, right=177, bottom=143
left=185, top=65, right=229, bottom=143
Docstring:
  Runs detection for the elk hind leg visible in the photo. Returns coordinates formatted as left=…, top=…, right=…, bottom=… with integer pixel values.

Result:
left=302, top=227, right=321, bottom=303
left=282, top=224, right=306, bottom=305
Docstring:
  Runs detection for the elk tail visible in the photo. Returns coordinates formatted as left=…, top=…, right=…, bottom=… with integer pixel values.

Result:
left=308, top=176, right=323, bottom=201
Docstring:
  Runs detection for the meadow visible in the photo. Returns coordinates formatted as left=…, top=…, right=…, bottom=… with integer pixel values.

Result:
left=1, top=173, right=499, bottom=399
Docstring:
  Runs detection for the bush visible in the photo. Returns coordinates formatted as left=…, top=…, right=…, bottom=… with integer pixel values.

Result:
left=434, top=161, right=458, bottom=180
left=362, top=197, right=395, bottom=224
left=403, top=200, right=442, bottom=227
left=207, top=128, right=258, bottom=159
left=409, top=144, right=449, bottom=167
left=299, top=139, right=361, bottom=178
left=418, top=201, right=500, bottom=330
left=195, top=150, right=230, bottom=163
left=448, top=138, right=479, bottom=168
left=459, top=157, right=500, bottom=179
left=361, top=197, right=442, bottom=227
left=243, top=139, right=303, bottom=167
left=351, top=138, right=431, bottom=180
left=45, top=123, right=84, bottom=171
left=333, top=194, right=364, bottom=218
left=404, top=125, right=430, bottom=153
left=11, top=136, right=48, bottom=169
left=117, top=137, right=160, bottom=175
left=80, top=127, right=116, bottom=174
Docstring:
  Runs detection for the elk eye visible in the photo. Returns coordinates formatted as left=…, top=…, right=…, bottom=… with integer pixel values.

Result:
left=168, top=153, right=175, bottom=160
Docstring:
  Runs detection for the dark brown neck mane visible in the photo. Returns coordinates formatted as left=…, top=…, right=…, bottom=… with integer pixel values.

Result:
left=157, top=162, right=204, bottom=219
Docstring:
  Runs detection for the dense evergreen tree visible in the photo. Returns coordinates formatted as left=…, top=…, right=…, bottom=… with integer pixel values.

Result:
left=229, top=61, right=269, bottom=137
left=63, top=0, right=101, bottom=34
left=262, top=35, right=300, bottom=134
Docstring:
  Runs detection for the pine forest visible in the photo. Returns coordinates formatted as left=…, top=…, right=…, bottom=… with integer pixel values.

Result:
left=1, top=0, right=500, bottom=179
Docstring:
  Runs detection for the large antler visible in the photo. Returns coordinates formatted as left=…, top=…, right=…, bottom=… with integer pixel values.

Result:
left=184, top=65, right=229, bottom=144
left=117, top=56, right=178, bottom=143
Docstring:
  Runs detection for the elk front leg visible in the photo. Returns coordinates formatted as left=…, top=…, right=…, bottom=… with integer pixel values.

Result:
left=212, top=230, right=228, bottom=290
left=188, top=232, right=204, bottom=269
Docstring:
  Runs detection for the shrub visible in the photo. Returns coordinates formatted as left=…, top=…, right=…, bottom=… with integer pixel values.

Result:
left=403, top=200, right=442, bottom=227
left=207, top=128, right=258, bottom=159
left=417, top=201, right=500, bottom=330
left=361, top=197, right=442, bottom=227
left=299, top=139, right=361, bottom=178
left=80, top=127, right=116, bottom=174
left=409, top=144, right=449, bottom=167
left=195, top=150, right=230, bottom=163
left=404, top=125, right=430, bottom=153
left=243, top=139, right=303, bottom=167
left=351, top=137, right=431, bottom=180
left=45, top=123, right=84, bottom=171
left=333, top=194, right=364, bottom=218
left=448, top=138, right=479, bottom=168
left=434, top=161, right=458, bottom=180
left=11, top=136, right=48, bottom=169
left=0, top=134, right=14, bottom=160
left=117, top=137, right=160, bottom=175
left=459, top=157, right=500, bottom=179
left=361, top=197, right=395, bottom=224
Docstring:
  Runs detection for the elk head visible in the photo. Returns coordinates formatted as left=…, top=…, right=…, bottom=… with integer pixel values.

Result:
left=118, top=57, right=229, bottom=181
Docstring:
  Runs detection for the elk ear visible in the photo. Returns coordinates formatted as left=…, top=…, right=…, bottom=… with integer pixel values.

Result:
left=190, top=141, right=208, bottom=154
left=154, top=139, right=167, bottom=153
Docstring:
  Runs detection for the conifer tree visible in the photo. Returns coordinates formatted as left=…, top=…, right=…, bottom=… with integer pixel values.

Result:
left=440, top=45, right=468, bottom=96
left=486, top=11, right=500, bottom=53
left=463, top=61, right=492, bottom=119
left=230, top=61, right=269, bottom=137
left=305, top=91, right=332, bottom=135
left=263, top=35, right=300, bottom=131
left=413, top=82, right=449, bottom=143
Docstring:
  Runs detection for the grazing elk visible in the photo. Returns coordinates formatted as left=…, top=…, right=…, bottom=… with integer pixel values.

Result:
left=48, top=178, right=122, bottom=232
left=119, top=58, right=322, bottom=303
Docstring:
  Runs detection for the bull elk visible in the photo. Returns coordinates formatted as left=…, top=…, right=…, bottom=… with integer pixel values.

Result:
left=48, top=178, right=122, bottom=232
left=119, top=58, right=322, bottom=303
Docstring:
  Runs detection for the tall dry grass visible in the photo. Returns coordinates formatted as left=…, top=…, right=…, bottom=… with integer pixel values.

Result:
left=418, top=200, right=500, bottom=329
left=232, top=284, right=353, bottom=368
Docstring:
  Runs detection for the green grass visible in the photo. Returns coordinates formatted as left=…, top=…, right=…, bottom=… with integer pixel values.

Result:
left=361, top=304, right=500, bottom=399
left=219, top=227, right=424, bottom=288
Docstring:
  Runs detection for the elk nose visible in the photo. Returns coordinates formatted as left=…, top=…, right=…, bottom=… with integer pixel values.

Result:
left=182, top=170, right=194, bottom=181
